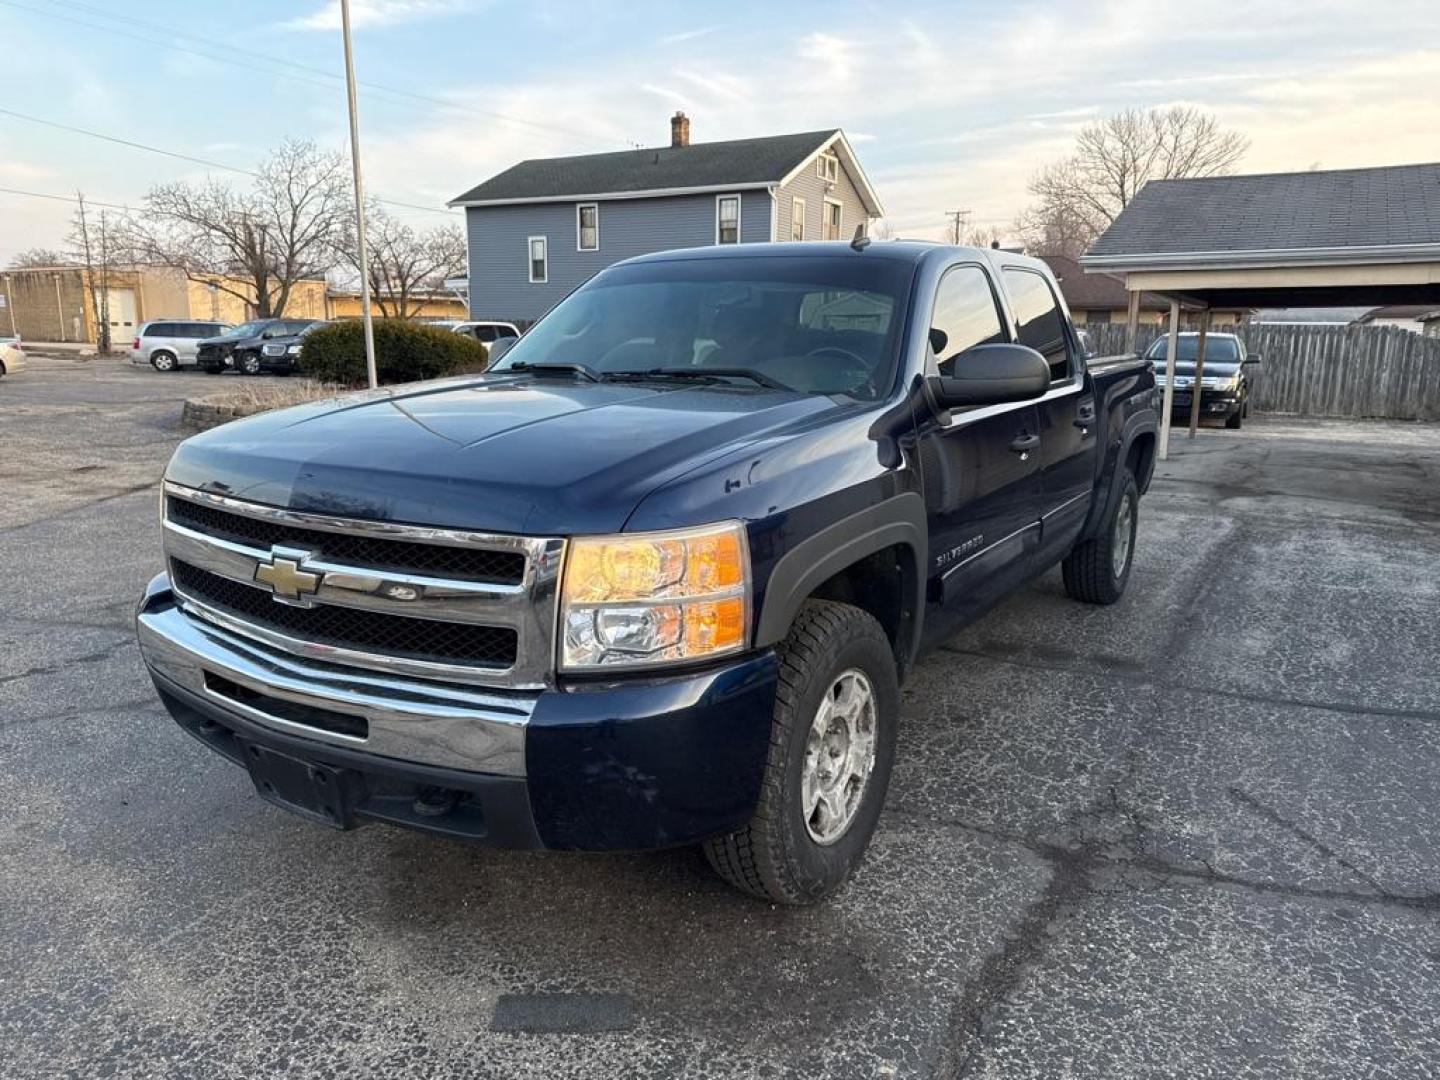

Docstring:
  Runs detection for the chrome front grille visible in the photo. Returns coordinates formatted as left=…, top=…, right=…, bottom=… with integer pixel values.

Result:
left=161, top=482, right=563, bottom=688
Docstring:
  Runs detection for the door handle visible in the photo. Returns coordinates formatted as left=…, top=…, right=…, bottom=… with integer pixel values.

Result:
left=1010, top=433, right=1040, bottom=457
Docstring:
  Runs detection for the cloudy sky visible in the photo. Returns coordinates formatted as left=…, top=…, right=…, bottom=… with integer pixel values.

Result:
left=1, top=0, right=1437, bottom=263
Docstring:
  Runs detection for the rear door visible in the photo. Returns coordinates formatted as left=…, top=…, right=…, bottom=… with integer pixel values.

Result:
left=1000, top=266, right=1094, bottom=567
left=915, top=263, right=1043, bottom=624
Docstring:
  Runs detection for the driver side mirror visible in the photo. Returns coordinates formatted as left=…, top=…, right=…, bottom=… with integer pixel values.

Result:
left=1243, top=354, right=1261, bottom=366
left=927, top=343, right=1051, bottom=411
left=486, top=336, right=518, bottom=366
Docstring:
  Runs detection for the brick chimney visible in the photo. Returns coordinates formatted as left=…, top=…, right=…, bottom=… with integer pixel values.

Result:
left=670, top=111, right=690, bottom=148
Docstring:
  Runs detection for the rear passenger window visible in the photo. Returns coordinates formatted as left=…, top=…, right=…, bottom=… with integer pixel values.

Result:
left=1002, top=268, right=1072, bottom=382
left=929, top=266, right=1006, bottom=376
left=497, top=326, right=518, bottom=339
left=148, top=323, right=175, bottom=337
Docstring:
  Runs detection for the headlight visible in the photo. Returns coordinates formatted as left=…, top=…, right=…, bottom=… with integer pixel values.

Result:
left=287, top=343, right=301, bottom=355
left=559, top=521, right=750, bottom=671
left=1201, top=375, right=1240, bottom=391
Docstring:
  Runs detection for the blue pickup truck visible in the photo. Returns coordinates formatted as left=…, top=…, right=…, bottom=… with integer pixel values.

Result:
left=137, top=241, right=1158, bottom=904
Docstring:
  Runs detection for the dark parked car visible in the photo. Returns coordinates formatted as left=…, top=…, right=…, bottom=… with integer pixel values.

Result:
left=137, top=242, right=1158, bottom=904
left=1146, top=332, right=1260, bottom=429
left=252, top=320, right=327, bottom=375
left=196, top=318, right=325, bottom=376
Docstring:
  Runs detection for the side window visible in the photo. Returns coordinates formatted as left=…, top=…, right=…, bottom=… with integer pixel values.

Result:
left=576, top=203, right=599, bottom=251
left=716, top=195, right=741, bottom=244
left=474, top=325, right=497, bottom=343
left=929, top=266, right=1006, bottom=376
left=149, top=322, right=175, bottom=337
left=496, top=326, right=518, bottom=339
left=1002, top=268, right=1072, bottom=382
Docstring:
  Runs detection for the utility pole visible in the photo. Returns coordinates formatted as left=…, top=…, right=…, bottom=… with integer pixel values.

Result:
left=945, top=209, right=970, bottom=246
left=339, top=0, right=378, bottom=390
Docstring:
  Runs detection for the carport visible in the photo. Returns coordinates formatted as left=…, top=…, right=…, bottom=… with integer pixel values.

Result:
left=1082, top=162, right=1440, bottom=457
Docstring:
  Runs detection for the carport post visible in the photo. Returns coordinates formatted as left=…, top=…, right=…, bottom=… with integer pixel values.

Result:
left=1187, top=309, right=1211, bottom=438
left=1124, top=287, right=1141, bottom=353
left=1158, top=299, right=1180, bottom=460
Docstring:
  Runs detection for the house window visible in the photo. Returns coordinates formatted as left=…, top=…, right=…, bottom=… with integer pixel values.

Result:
left=816, top=152, right=839, bottom=182
left=576, top=203, right=598, bottom=251
left=527, top=236, right=547, bottom=283
left=790, top=197, right=806, bottom=241
left=822, top=199, right=842, bottom=241
left=716, top=194, right=741, bottom=244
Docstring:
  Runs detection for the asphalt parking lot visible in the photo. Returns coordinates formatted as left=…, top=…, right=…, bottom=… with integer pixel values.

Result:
left=4, top=355, right=1439, bottom=1078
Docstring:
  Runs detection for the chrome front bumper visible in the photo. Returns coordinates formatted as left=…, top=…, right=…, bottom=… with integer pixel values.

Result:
left=136, top=583, right=536, bottom=778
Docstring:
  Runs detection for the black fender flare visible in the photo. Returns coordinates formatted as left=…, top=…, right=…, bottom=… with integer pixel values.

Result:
left=1081, top=407, right=1157, bottom=540
left=754, top=492, right=928, bottom=668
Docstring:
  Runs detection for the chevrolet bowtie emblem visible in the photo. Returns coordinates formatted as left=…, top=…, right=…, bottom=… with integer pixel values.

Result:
left=254, top=550, right=322, bottom=600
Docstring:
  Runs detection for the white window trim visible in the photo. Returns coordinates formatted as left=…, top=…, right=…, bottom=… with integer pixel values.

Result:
left=715, top=193, right=742, bottom=245
left=822, top=197, right=843, bottom=241
left=527, top=235, right=548, bottom=283
left=790, top=196, right=806, bottom=241
left=816, top=152, right=839, bottom=182
left=575, top=203, right=599, bottom=252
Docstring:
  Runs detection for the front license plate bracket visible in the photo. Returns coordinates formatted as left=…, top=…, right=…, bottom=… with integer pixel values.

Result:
left=241, top=741, right=361, bottom=830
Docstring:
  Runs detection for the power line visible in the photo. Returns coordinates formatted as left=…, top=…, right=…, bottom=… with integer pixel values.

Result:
left=0, top=0, right=618, bottom=146
left=0, top=185, right=134, bottom=211
left=0, top=106, right=456, bottom=218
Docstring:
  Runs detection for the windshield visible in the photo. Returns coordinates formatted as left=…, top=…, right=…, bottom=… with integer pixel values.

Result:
left=1146, top=336, right=1240, bottom=366
left=491, top=256, right=915, bottom=400
left=225, top=321, right=268, bottom=338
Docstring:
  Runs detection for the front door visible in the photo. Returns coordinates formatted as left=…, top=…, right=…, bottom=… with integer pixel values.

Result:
left=999, top=268, right=1095, bottom=566
left=915, top=264, right=1043, bottom=635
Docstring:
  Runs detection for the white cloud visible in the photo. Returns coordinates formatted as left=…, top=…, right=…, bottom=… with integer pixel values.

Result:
left=283, top=0, right=474, bottom=32
left=0, top=161, right=55, bottom=182
left=658, top=27, right=717, bottom=45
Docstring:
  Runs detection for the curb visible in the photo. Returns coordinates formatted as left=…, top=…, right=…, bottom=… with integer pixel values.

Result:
left=181, top=397, right=262, bottom=432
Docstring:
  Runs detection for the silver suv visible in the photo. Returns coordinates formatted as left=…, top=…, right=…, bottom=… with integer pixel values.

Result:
left=131, top=320, right=234, bottom=372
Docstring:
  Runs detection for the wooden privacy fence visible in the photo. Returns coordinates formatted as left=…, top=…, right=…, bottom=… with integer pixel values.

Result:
left=1081, top=322, right=1440, bottom=422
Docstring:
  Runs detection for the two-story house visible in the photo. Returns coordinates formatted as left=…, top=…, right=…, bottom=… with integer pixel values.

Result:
left=448, top=113, right=883, bottom=323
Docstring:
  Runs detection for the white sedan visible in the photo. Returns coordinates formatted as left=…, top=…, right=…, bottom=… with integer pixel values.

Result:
left=0, top=337, right=25, bottom=379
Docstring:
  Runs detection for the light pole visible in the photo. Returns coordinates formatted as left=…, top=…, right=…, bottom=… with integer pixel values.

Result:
left=53, top=273, right=65, bottom=342
left=339, top=0, right=378, bottom=390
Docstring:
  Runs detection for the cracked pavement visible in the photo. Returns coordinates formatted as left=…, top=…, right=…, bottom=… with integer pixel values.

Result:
left=3, top=358, right=1440, bottom=1077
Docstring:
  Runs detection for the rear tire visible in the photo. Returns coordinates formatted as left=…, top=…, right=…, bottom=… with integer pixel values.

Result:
left=150, top=351, right=177, bottom=373
left=703, top=600, right=899, bottom=905
left=1062, top=469, right=1138, bottom=605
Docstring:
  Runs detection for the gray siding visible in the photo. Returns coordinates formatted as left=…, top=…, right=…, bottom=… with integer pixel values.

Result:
left=775, top=143, right=870, bottom=243
left=467, top=189, right=771, bottom=322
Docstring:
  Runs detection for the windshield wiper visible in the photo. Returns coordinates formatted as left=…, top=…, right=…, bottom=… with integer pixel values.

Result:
left=506, top=361, right=600, bottom=382
left=612, top=367, right=792, bottom=391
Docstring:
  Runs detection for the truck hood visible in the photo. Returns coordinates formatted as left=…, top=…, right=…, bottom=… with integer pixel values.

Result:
left=165, top=373, right=846, bottom=535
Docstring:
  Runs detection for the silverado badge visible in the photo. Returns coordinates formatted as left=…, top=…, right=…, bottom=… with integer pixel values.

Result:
left=253, top=549, right=322, bottom=601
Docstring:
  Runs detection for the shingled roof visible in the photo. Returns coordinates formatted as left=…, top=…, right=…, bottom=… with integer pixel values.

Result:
left=1085, top=162, right=1440, bottom=265
left=449, top=129, right=881, bottom=210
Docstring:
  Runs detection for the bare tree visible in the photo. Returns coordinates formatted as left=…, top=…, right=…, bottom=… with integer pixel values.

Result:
left=1022, top=106, right=1248, bottom=255
left=7, top=248, right=70, bottom=269
left=869, top=218, right=895, bottom=241
left=964, top=223, right=1006, bottom=250
left=333, top=202, right=466, bottom=319
left=67, top=192, right=124, bottom=353
left=128, top=140, right=348, bottom=318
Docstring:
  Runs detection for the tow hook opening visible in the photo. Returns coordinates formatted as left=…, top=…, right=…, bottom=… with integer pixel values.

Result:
left=414, top=786, right=460, bottom=817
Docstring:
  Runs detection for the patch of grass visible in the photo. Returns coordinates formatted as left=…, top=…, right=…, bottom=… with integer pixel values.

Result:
left=198, top=380, right=345, bottom=413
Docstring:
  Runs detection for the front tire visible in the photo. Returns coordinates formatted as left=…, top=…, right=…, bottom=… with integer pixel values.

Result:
left=238, top=352, right=263, bottom=376
left=150, top=351, right=177, bottom=373
left=703, top=600, right=899, bottom=905
left=1225, top=404, right=1243, bottom=430
left=1062, top=469, right=1138, bottom=605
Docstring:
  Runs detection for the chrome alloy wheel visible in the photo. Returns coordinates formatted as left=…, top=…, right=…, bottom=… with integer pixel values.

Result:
left=802, top=668, right=878, bottom=845
left=1112, top=492, right=1134, bottom=579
